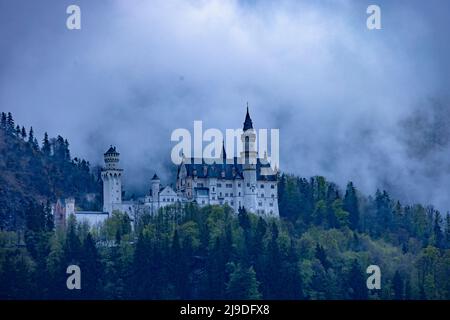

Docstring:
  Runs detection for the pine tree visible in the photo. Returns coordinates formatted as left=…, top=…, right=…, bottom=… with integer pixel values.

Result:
left=80, top=233, right=102, bottom=299
left=6, top=112, right=14, bottom=133
left=315, top=244, right=331, bottom=270
left=347, top=259, right=368, bottom=300
left=44, top=200, right=54, bottom=232
left=33, top=137, right=39, bottom=150
left=393, top=270, right=404, bottom=300
left=42, top=132, right=51, bottom=156
left=21, top=126, right=27, bottom=139
left=28, top=127, right=34, bottom=144
left=15, top=125, right=21, bottom=136
left=64, top=139, right=71, bottom=160
left=0, top=112, right=6, bottom=129
left=64, top=215, right=82, bottom=264
left=226, top=263, right=261, bottom=299
left=446, top=213, right=450, bottom=249
left=375, top=189, right=393, bottom=235
left=344, top=182, right=360, bottom=230
left=170, top=230, right=189, bottom=298
left=132, top=232, right=154, bottom=299
left=433, top=211, right=444, bottom=249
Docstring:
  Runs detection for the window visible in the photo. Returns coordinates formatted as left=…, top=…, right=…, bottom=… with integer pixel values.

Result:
left=258, top=202, right=262, bottom=206
left=212, top=196, right=215, bottom=200
left=219, top=192, right=222, bottom=197
left=217, top=183, right=222, bottom=187
left=271, top=184, right=275, bottom=189
left=226, top=183, right=232, bottom=188
left=260, top=184, right=264, bottom=188
left=247, top=183, right=250, bottom=187
left=269, top=203, right=273, bottom=207
left=225, top=193, right=228, bottom=197
left=261, top=194, right=264, bottom=198
left=231, top=201, right=234, bottom=206
left=202, top=200, right=205, bottom=204
left=230, top=193, right=233, bottom=197
left=238, top=183, right=241, bottom=187
left=212, top=187, right=215, bottom=192
left=198, top=183, right=204, bottom=187
left=238, top=192, right=241, bottom=196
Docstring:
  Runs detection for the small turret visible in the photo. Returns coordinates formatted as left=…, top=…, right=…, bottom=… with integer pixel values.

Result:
left=104, top=146, right=120, bottom=170
left=151, top=173, right=160, bottom=202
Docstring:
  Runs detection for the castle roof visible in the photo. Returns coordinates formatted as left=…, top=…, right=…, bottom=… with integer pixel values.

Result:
left=104, top=146, right=119, bottom=156
left=178, top=157, right=277, bottom=181
left=243, top=106, right=253, bottom=131
left=151, top=173, right=160, bottom=181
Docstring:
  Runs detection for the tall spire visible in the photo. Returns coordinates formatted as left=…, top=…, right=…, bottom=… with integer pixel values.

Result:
left=221, top=139, right=227, bottom=161
left=243, top=103, right=253, bottom=131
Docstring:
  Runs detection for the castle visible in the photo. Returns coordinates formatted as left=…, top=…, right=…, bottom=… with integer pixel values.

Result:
left=52, top=108, right=279, bottom=228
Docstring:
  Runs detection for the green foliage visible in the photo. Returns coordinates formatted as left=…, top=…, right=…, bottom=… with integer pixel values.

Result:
left=226, top=263, right=261, bottom=299
left=100, top=211, right=132, bottom=241
left=0, top=199, right=450, bottom=300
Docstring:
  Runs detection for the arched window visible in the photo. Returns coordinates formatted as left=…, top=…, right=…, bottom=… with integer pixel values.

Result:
left=245, top=136, right=250, bottom=151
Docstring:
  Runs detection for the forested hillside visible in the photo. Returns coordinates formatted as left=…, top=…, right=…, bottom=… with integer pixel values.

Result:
left=1, top=179, right=449, bottom=299
left=0, top=112, right=449, bottom=300
left=0, top=112, right=101, bottom=230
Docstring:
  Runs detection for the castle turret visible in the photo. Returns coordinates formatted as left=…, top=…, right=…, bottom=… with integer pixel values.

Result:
left=151, top=173, right=160, bottom=203
left=101, top=146, right=123, bottom=214
left=240, top=106, right=257, bottom=213
left=65, top=197, right=75, bottom=216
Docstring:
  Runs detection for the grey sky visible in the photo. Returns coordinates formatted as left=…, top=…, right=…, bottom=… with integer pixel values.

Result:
left=1, top=0, right=450, bottom=210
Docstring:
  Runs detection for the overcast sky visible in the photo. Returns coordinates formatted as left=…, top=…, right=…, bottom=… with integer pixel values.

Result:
left=1, top=0, right=450, bottom=209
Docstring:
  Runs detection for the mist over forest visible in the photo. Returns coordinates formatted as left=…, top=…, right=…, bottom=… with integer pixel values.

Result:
left=2, top=0, right=450, bottom=211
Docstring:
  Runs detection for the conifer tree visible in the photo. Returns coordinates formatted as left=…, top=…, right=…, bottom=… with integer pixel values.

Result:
left=0, top=112, right=6, bottom=129
left=6, top=112, right=14, bottom=133
left=80, top=233, right=102, bottom=299
left=226, top=263, right=261, bottom=299
left=42, top=132, right=51, bottom=156
left=21, top=126, right=26, bottom=139
left=446, top=214, right=450, bottom=249
left=347, top=259, right=368, bottom=300
left=28, top=126, right=34, bottom=144
left=433, top=211, right=444, bottom=248
left=344, top=182, right=360, bottom=230
left=393, top=270, right=404, bottom=300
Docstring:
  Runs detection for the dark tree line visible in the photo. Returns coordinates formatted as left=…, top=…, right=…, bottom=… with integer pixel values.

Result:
left=1, top=199, right=449, bottom=300
left=278, top=174, right=449, bottom=251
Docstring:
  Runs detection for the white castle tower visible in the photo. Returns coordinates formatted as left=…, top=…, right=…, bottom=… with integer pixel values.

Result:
left=151, top=174, right=160, bottom=201
left=241, top=106, right=258, bottom=213
left=101, top=146, right=123, bottom=214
